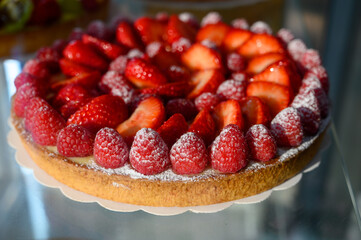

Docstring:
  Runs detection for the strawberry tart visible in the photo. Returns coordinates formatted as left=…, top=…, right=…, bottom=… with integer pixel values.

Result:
left=10, top=12, right=330, bottom=207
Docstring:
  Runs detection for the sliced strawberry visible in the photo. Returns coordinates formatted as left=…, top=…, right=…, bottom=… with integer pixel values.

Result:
left=246, top=124, right=276, bottom=162
left=187, top=69, right=224, bottom=99
left=238, top=33, right=285, bottom=58
left=63, top=40, right=108, bottom=72
left=181, top=43, right=223, bottom=71
left=59, top=58, right=96, bottom=77
left=165, top=98, right=198, bottom=121
left=134, top=17, right=167, bottom=45
left=222, top=28, right=252, bottom=52
left=82, top=34, right=127, bottom=60
left=141, top=81, right=190, bottom=98
left=146, top=43, right=181, bottom=72
left=167, top=15, right=196, bottom=44
left=157, top=113, right=189, bottom=148
left=188, top=109, right=216, bottom=146
left=116, top=96, right=165, bottom=144
left=67, top=95, right=128, bottom=133
left=165, top=65, right=191, bottom=83
left=246, top=81, right=293, bottom=117
left=116, top=21, right=144, bottom=50
left=196, top=22, right=231, bottom=47
left=246, top=52, right=286, bottom=75
left=59, top=99, right=92, bottom=119
left=239, top=96, right=271, bottom=129
left=213, top=99, right=244, bottom=132
left=51, top=72, right=101, bottom=90
left=124, top=58, right=167, bottom=89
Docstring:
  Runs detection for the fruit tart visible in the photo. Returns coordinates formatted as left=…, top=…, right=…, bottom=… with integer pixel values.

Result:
left=10, top=12, right=330, bottom=207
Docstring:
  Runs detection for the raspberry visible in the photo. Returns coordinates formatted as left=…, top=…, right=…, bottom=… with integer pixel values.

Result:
left=287, top=39, right=307, bottom=61
left=57, top=125, right=94, bottom=157
left=170, top=132, right=208, bottom=175
left=216, top=79, right=247, bottom=101
left=165, top=98, right=198, bottom=121
left=231, top=18, right=249, bottom=29
left=171, top=37, right=192, bottom=55
left=312, top=88, right=329, bottom=118
left=178, top=12, right=199, bottom=29
left=25, top=97, right=66, bottom=146
left=194, top=92, right=221, bottom=111
left=14, top=83, right=43, bottom=117
left=230, top=71, right=247, bottom=82
left=210, top=124, right=248, bottom=173
left=201, top=12, right=222, bottom=27
left=23, top=59, right=50, bottom=80
left=300, top=49, right=321, bottom=70
left=277, top=28, right=295, bottom=44
left=99, top=71, right=135, bottom=104
left=36, top=47, right=60, bottom=72
left=129, top=128, right=170, bottom=175
left=226, top=52, right=246, bottom=72
left=109, top=55, right=129, bottom=74
left=87, top=20, right=112, bottom=41
left=53, top=83, right=92, bottom=108
left=246, top=124, right=277, bottom=162
left=94, top=127, right=129, bottom=168
left=305, top=66, right=329, bottom=94
left=14, top=72, right=44, bottom=91
left=250, top=21, right=272, bottom=34
left=291, top=92, right=321, bottom=135
left=270, top=107, right=303, bottom=147
left=298, top=74, right=323, bottom=95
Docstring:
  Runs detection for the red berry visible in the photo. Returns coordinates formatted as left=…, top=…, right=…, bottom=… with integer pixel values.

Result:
left=57, top=125, right=94, bottom=157
left=99, top=71, right=135, bottom=104
left=226, top=52, right=246, bottom=72
left=129, top=128, right=170, bottom=175
left=170, top=132, right=208, bottom=175
left=216, top=79, right=247, bottom=101
left=305, top=66, right=329, bottom=94
left=94, top=127, right=129, bottom=168
left=14, top=83, right=43, bottom=117
left=231, top=18, right=249, bottom=29
left=250, top=21, right=272, bottom=34
left=270, top=107, right=303, bottom=147
left=25, top=97, right=66, bottom=146
left=300, top=49, right=321, bottom=70
left=210, top=124, right=248, bottom=173
left=165, top=98, right=198, bottom=121
left=298, top=74, right=323, bottom=95
left=246, top=124, right=276, bottom=162
left=194, top=92, right=221, bottom=111
left=36, top=47, right=60, bottom=72
left=53, top=83, right=92, bottom=108
left=86, top=20, right=112, bottom=41
left=287, top=39, right=307, bottom=62
left=14, top=72, right=44, bottom=91
left=277, top=28, right=294, bottom=44
left=23, top=59, right=50, bottom=80
left=109, top=55, right=129, bottom=73
left=157, top=113, right=189, bottom=148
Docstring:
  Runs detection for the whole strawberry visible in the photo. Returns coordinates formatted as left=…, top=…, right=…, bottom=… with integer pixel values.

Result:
left=94, top=127, right=129, bottom=168
left=246, top=124, right=277, bottom=162
left=57, top=125, right=95, bottom=157
left=129, top=128, right=170, bottom=175
left=25, top=97, right=66, bottom=146
left=210, top=124, right=248, bottom=173
left=170, top=132, right=208, bottom=175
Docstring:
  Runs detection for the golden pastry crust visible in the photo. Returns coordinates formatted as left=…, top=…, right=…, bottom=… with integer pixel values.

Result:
left=10, top=106, right=328, bottom=207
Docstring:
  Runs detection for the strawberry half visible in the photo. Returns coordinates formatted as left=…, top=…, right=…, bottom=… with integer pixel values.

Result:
left=116, top=21, right=144, bottom=50
left=238, top=33, right=285, bottom=58
left=67, top=95, right=128, bottom=133
left=167, top=15, right=197, bottom=44
left=196, top=22, right=231, bottom=47
left=51, top=71, right=101, bottom=90
left=239, top=96, right=271, bottom=129
left=188, top=109, right=216, bottom=146
left=246, top=81, right=293, bottom=117
left=116, top=96, right=165, bottom=144
left=141, top=81, right=190, bottom=98
left=222, top=28, right=252, bottom=52
left=157, top=113, right=189, bottom=148
left=134, top=17, right=167, bottom=45
left=246, top=52, right=286, bottom=75
left=181, top=43, right=223, bottom=71
left=212, top=99, right=244, bottom=132
left=82, top=34, right=127, bottom=60
left=124, top=58, right=167, bottom=89
left=187, top=69, right=224, bottom=99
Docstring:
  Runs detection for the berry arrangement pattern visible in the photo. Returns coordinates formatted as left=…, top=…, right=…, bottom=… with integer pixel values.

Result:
left=11, top=12, right=330, bottom=207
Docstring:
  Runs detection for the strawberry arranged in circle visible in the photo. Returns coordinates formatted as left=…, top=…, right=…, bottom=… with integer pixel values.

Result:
left=82, top=34, right=127, bottom=60
left=59, top=58, right=96, bottom=77
left=213, top=99, right=244, bottom=132
left=196, top=22, right=231, bottom=47
left=57, top=124, right=95, bottom=157
left=270, top=107, right=303, bottom=147
left=25, top=97, right=66, bottom=146
left=51, top=72, right=101, bottom=90
left=134, top=17, right=167, bottom=44
left=210, top=124, right=248, bottom=173
left=129, top=128, right=170, bottom=175
left=188, top=109, right=216, bottom=146
left=187, top=69, right=224, bottom=99
left=167, top=15, right=197, bottom=44
left=170, top=132, right=208, bottom=175
left=222, top=28, right=252, bottom=53
left=246, top=52, right=286, bottom=75
left=94, top=127, right=129, bottom=169
left=116, top=21, right=144, bottom=50
left=157, top=113, right=188, bottom=148
left=246, top=124, right=277, bottom=162
left=181, top=43, right=223, bottom=71
left=67, top=95, right=128, bottom=133
left=239, top=96, right=271, bottom=129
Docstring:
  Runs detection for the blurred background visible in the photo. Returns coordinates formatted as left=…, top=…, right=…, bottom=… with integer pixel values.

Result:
left=0, top=0, right=361, bottom=239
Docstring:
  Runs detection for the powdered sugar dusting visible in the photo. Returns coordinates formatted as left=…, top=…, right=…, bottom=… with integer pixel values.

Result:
left=231, top=18, right=249, bottom=29
left=146, top=42, right=162, bottom=58
left=250, top=21, right=272, bottom=34
left=288, top=39, right=307, bottom=61
left=201, top=12, right=222, bottom=27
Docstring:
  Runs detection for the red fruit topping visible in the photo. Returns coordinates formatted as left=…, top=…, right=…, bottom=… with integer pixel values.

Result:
left=165, top=98, right=198, bottom=121
left=36, top=47, right=60, bottom=72
left=124, top=58, right=167, bottom=89
left=170, top=132, right=208, bottom=175
left=178, top=12, right=200, bottom=29
left=250, top=21, right=272, bottom=34
left=109, top=55, right=129, bottom=74
left=270, top=107, right=303, bottom=147
left=146, top=43, right=181, bottom=72
left=165, top=65, right=191, bottom=83
left=167, top=15, right=196, bottom=44
left=51, top=71, right=101, bottom=90
left=277, top=28, right=295, bottom=44
left=68, top=28, right=85, bottom=41
left=99, top=71, right=135, bottom=104
left=226, top=52, right=246, bottom=72
left=143, top=81, right=190, bottom=98
left=187, top=69, right=224, bottom=99
left=231, top=71, right=248, bottom=82
left=238, top=33, right=285, bottom=58
left=246, top=52, right=286, bottom=75
left=94, top=127, right=129, bottom=169
left=240, top=96, right=270, bottom=127
left=298, top=74, right=323, bottom=95
left=63, top=40, right=108, bottom=72
left=231, top=18, right=249, bottom=30
left=134, top=17, right=167, bottom=44
left=291, top=92, right=321, bottom=135
left=116, top=21, right=144, bottom=50
left=213, top=99, right=244, bottom=132
left=287, top=39, right=307, bottom=61
left=300, top=49, right=321, bottom=70
left=59, top=99, right=92, bottom=119
left=59, top=58, right=95, bottom=77
left=157, top=113, right=189, bottom=148
left=25, top=97, right=66, bottom=146
left=210, top=124, right=248, bottom=173
left=23, top=59, right=50, bottom=80
left=216, top=79, right=247, bottom=101
left=86, top=20, right=112, bottom=41
left=188, top=109, right=216, bottom=146
left=246, top=124, right=276, bottom=162
left=14, top=83, right=43, bottom=117
left=171, top=37, right=192, bottom=55
left=14, top=72, right=45, bottom=91
left=129, top=128, right=170, bottom=175
left=155, top=12, right=169, bottom=23
left=196, top=22, right=231, bottom=47
left=82, top=34, right=126, bottom=60
left=304, top=66, right=329, bottom=94
left=53, top=83, right=92, bottom=108
left=181, top=43, right=223, bottom=71
left=68, top=95, right=128, bottom=133
left=194, top=92, right=221, bottom=111
left=246, top=81, right=293, bottom=117
left=57, top=125, right=94, bottom=157
left=117, top=96, right=165, bottom=143
left=312, top=88, right=329, bottom=118
left=222, top=29, right=252, bottom=53
left=201, top=12, right=222, bottom=27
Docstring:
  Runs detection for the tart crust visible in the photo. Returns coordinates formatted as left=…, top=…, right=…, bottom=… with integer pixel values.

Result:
left=10, top=105, right=328, bottom=207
